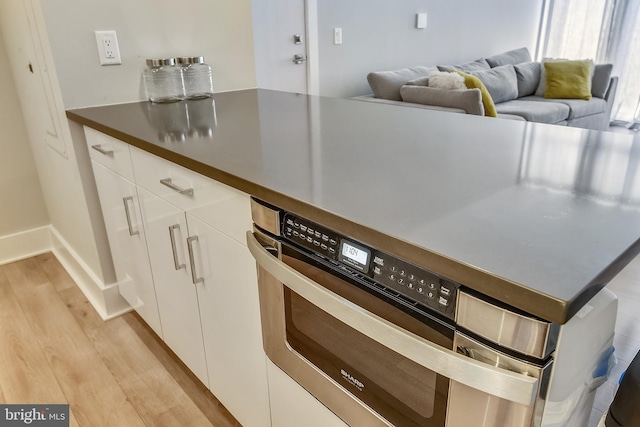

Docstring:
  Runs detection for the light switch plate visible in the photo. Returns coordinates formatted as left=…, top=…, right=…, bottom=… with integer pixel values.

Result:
left=416, top=13, right=427, bottom=29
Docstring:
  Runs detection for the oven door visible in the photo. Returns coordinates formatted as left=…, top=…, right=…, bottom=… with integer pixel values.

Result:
left=247, top=230, right=540, bottom=427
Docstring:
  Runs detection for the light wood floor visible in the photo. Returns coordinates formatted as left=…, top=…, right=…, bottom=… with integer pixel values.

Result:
left=589, top=253, right=640, bottom=426
left=0, top=253, right=241, bottom=427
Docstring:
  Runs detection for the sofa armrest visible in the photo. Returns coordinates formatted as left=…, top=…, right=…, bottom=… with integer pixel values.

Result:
left=399, top=85, right=485, bottom=116
left=351, top=94, right=468, bottom=114
left=602, top=76, right=619, bottom=128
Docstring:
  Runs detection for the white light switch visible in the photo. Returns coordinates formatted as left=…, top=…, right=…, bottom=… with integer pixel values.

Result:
left=416, top=13, right=427, bottom=29
left=334, top=27, right=343, bottom=45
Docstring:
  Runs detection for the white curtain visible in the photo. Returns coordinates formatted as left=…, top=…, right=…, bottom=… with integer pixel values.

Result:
left=543, top=0, right=640, bottom=125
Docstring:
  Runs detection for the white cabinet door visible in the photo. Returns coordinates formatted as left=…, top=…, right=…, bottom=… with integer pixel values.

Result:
left=187, top=214, right=271, bottom=427
left=266, top=360, right=348, bottom=427
left=90, top=160, right=162, bottom=336
left=137, top=187, right=209, bottom=386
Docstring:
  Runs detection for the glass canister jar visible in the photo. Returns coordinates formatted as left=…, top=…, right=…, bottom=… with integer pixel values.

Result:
left=177, top=56, right=214, bottom=99
left=143, top=58, right=185, bottom=103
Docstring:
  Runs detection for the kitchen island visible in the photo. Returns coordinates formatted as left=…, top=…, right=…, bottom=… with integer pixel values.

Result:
left=67, top=88, right=640, bottom=325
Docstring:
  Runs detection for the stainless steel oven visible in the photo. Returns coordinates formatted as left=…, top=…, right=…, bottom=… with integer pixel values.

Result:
left=247, top=198, right=617, bottom=427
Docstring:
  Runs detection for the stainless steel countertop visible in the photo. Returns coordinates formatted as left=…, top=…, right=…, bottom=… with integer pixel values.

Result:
left=67, top=89, right=640, bottom=324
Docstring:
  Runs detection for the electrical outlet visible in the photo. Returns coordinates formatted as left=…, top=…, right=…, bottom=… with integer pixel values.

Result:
left=95, top=30, right=121, bottom=65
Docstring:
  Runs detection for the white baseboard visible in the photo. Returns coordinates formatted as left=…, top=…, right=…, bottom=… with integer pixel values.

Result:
left=0, top=225, right=131, bottom=321
left=0, top=226, right=52, bottom=264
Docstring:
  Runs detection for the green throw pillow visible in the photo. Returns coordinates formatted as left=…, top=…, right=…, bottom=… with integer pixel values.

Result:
left=544, top=60, right=592, bottom=100
left=453, top=70, right=497, bottom=117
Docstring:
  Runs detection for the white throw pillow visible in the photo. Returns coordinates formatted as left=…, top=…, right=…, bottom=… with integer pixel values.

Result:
left=428, top=71, right=467, bottom=90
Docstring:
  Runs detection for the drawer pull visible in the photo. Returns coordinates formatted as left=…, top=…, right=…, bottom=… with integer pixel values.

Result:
left=91, top=144, right=114, bottom=156
left=169, top=224, right=186, bottom=270
left=187, top=235, right=205, bottom=284
left=122, top=196, right=140, bottom=236
left=160, top=178, right=194, bottom=196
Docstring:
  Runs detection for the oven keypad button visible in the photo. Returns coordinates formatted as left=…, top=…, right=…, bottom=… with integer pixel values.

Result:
left=321, top=243, right=328, bottom=250
left=438, top=296, right=449, bottom=307
left=328, top=247, right=336, bottom=254
left=417, top=287, right=424, bottom=294
left=427, top=291, right=436, bottom=299
left=307, top=236, right=313, bottom=243
left=300, top=225, right=307, bottom=232
left=440, top=284, right=452, bottom=296
left=407, top=282, right=414, bottom=289
left=329, top=238, right=337, bottom=246
left=373, top=256, right=384, bottom=266
left=313, top=240, right=321, bottom=246
left=398, top=278, right=405, bottom=285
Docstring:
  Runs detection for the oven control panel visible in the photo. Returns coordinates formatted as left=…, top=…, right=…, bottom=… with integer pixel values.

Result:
left=281, top=212, right=458, bottom=319
left=371, top=251, right=457, bottom=319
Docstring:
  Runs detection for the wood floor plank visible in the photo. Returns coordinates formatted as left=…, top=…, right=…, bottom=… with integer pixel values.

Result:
left=0, top=254, right=241, bottom=427
left=35, top=252, right=77, bottom=292
left=59, top=285, right=214, bottom=427
left=123, top=313, right=243, bottom=427
left=8, top=277, right=146, bottom=427
left=0, top=266, right=70, bottom=405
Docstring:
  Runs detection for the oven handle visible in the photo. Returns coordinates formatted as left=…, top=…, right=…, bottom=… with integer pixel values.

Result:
left=246, top=231, right=539, bottom=407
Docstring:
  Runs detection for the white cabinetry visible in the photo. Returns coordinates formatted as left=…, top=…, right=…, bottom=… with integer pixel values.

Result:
left=187, top=214, right=270, bottom=427
left=89, top=154, right=162, bottom=337
left=130, top=145, right=270, bottom=427
left=136, top=187, right=209, bottom=386
left=86, top=132, right=270, bottom=427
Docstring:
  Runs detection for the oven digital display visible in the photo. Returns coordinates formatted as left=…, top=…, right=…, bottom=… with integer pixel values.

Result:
left=339, top=240, right=370, bottom=273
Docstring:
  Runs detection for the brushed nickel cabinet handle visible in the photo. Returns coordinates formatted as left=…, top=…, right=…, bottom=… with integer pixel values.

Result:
left=122, top=196, right=139, bottom=236
left=187, top=235, right=204, bottom=284
left=160, top=178, right=194, bottom=196
left=91, top=144, right=114, bottom=156
left=169, top=224, right=186, bottom=270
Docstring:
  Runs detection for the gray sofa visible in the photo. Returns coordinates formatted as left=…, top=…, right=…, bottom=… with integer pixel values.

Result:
left=358, top=47, right=618, bottom=131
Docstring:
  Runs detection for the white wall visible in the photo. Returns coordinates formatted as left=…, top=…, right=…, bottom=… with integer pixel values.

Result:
left=317, top=0, right=546, bottom=98
left=40, top=0, right=257, bottom=109
left=0, top=31, right=48, bottom=237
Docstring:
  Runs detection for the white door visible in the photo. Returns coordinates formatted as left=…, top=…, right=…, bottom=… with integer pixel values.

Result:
left=187, top=214, right=271, bottom=427
left=137, top=187, right=209, bottom=387
left=252, top=0, right=317, bottom=94
left=90, top=161, right=163, bottom=337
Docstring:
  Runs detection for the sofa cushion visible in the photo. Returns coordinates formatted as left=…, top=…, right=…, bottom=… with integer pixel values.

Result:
left=544, top=60, right=593, bottom=100
left=494, top=98, right=570, bottom=123
left=470, top=65, right=518, bottom=103
left=406, top=76, right=430, bottom=86
left=535, top=59, right=594, bottom=97
left=400, top=85, right=484, bottom=116
left=514, top=62, right=541, bottom=97
left=551, top=97, right=607, bottom=119
left=453, top=70, right=497, bottom=117
left=437, top=58, right=491, bottom=73
left=367, top=66, right=438, bottom=100
left=486, top=47, right=532, bottom=67
left=591, top=63, right=613, bottom=98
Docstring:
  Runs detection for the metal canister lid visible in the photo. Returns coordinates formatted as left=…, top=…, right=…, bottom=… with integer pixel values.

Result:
left=146, top=58, right=176, bottom=67
left=176, top=56, right=205, bottom=65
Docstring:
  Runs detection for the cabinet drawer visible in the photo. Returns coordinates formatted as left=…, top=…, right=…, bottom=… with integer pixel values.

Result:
left=84, top=127, right=134, bottom=181
left=131, top=147, right=252, bottom=245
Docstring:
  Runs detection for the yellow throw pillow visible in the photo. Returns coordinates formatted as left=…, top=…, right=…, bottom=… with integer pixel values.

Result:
left=544, top=60, right=592, bottom=100
left=453, top=70, right=497, bottom=117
